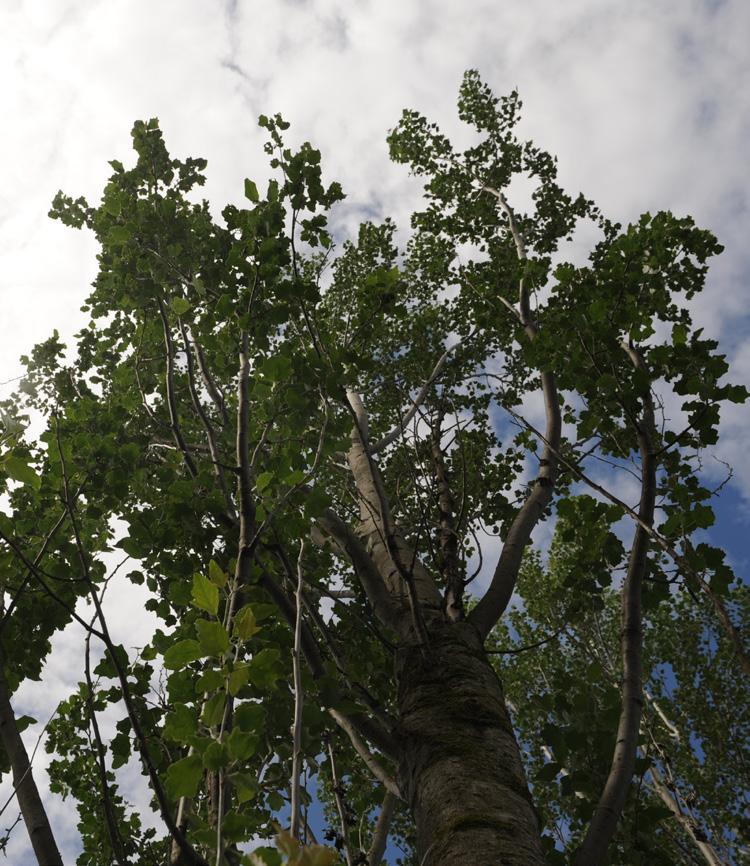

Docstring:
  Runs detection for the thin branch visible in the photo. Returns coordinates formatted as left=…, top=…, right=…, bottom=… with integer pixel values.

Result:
left=179, top=319, right=236, bottom=521
left=469, top=185, right=561, bottom=639
left=83, top=620, right=130, bottom=865
left=486, top=625, right=566, bottom=655
left=370, top=336, right=469, bottom=454
left=290, top=541, right=306, bottom=840
left=328, top=709, right=401, bottom=798
left=156, top=298, right=198, bottom=478
left=0, top=505, right=71, bottom=635
left=327, top=739, right=353, bottom=866
left=575, top=340, right=656, bottom=866
left=54, top=417, right=208, bottom=866
left=190, top=325, right=229, bottom=425
left=366, top=790, right=397, bottom=866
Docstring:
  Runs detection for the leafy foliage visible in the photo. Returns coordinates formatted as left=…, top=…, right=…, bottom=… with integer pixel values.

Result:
left=0, top=72, right=746, bottom=866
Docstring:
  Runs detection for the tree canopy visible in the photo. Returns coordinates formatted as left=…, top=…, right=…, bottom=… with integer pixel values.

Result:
left=0, top=71, right=747, bottom=866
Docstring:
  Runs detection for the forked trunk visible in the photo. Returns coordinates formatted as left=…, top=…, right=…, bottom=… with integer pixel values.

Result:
left=396, top=622, right=546, bottom=866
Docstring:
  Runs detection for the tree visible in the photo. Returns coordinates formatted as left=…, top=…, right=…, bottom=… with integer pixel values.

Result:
left=0, top=71, right=747, bottom=866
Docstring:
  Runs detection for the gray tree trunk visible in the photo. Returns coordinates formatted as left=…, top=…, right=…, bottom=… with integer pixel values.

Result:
left=0, top=655, right=63, bottom=866
left=396, top=622, right=546, bottom=866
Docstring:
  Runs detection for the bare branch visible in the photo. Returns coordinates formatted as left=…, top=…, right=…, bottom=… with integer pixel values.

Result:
left=370, top=337, right=468, bottom=454
left=328, top=709, right=401, bottom=798
left=179, top=318, right=236, bottom=521
left=156, top=298, right=198, bottom=478
left=315, top=508, right=404, bottom=631
left=327, top=739, right=354, bottom=866
left=366, top=790, right=398, bottom=866
left=290, top=542, right=306, bottom=840
left=575, top=341, right=656, bottom=866
left=468, top=184, right=561, bottom=638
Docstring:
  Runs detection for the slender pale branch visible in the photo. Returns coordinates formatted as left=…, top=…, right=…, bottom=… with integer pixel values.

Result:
left=54, top=419, right=208, bottom=866
left=370, top=337, right=468, bottom=454
left=156, top=297, right=198, bottom=478
left=328, top=709, right=401, bottom=798
left=575, top=341, right=656, bottom=866
left=315, top=508, right=403, bottom=631
left=366, top=790, right=397, bottom=866
left=190, top=325, right=229, bottom=425
left=469, top=184, right=561, bottom=639
left=83, top=623, right=130, bottom=866
left=327, top=739, right=354, bottom=866
left=179, top=318, right=236, bottom=521
left=498, top=402, right=750, bottom=675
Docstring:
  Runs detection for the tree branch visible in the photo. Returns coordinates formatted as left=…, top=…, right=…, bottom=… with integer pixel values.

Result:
left=315, top=508, right=403, bottom=631
left=366, top=790, right=397, bottom=866
left=290, top=542, right=306, bottom=840
left=575, top=340, right=656, bottom=866
left=328, top=709, right=401, bottom=798
left=497, top=403, right=750, bottom=676
left=178, top=318, right=236, bottom=521
left=469, top=186, right=561, bottom=639
left=156, top=297, right=198, bottom=478
left=370, top=338, right=467, bottom=454
left=54, top=417, right=209, bottom=866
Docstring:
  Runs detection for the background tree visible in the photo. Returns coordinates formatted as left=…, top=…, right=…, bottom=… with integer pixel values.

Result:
left=0, top=72, right=746, bottom=866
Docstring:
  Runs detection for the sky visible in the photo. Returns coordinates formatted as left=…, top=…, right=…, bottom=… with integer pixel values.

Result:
left=1, top=0, right=749, bottom=862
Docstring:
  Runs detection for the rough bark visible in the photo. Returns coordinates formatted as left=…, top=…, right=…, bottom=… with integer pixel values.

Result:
left=395, top=622, right=545, bottom=866
left=0, top=652, right=63, bottom=866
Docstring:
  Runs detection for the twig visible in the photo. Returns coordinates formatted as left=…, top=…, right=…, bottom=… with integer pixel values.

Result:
left=327, top=739, right=353, bottom=866
left=290, top=541, right=306, bottom=840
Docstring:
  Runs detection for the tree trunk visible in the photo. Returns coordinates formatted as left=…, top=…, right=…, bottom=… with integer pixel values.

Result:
left=0, top=656, right=63, bottom=866
left=396, top=622, right=546, bottom=866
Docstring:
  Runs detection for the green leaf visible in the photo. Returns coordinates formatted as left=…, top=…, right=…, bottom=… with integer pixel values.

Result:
left=247, top=648, right=282, bottom=690
left=3, top=455, right=41, bottom=490
left=234, top=702, right=265, bottom=733
left=164, top=639, right=203, bottom=670
left=16, top=715, right=37, bottom=734
left=226, top=727, right=258, bottom=761
left=233, top=605, right=260, bottom=641
left=256, top=471, right=274, bottom=493
left=195, top=619, right=230, bottom=657
left=202, top=691, right=227, bottom=727
left=672, top=322, right=688, bottom=346
left=231, top=771, right=259, bottom=804
left=108, top=224, right=132, bottom=245
left=197, top=668, right=224, bottom=692
left=192, top=573, right=219, bottom=615
left=228, top=663, right=250, bottom=696
left=244, top=178, right=260, bottom=202
left=171, top=297, right=192, bottom=316
left=203, top=740, right=228, bottom=770
left=208, top=559, right=228, bottom=588
left=165, top=754, right=203, bottom=798
left=164, top=705, right=197, bottom=743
